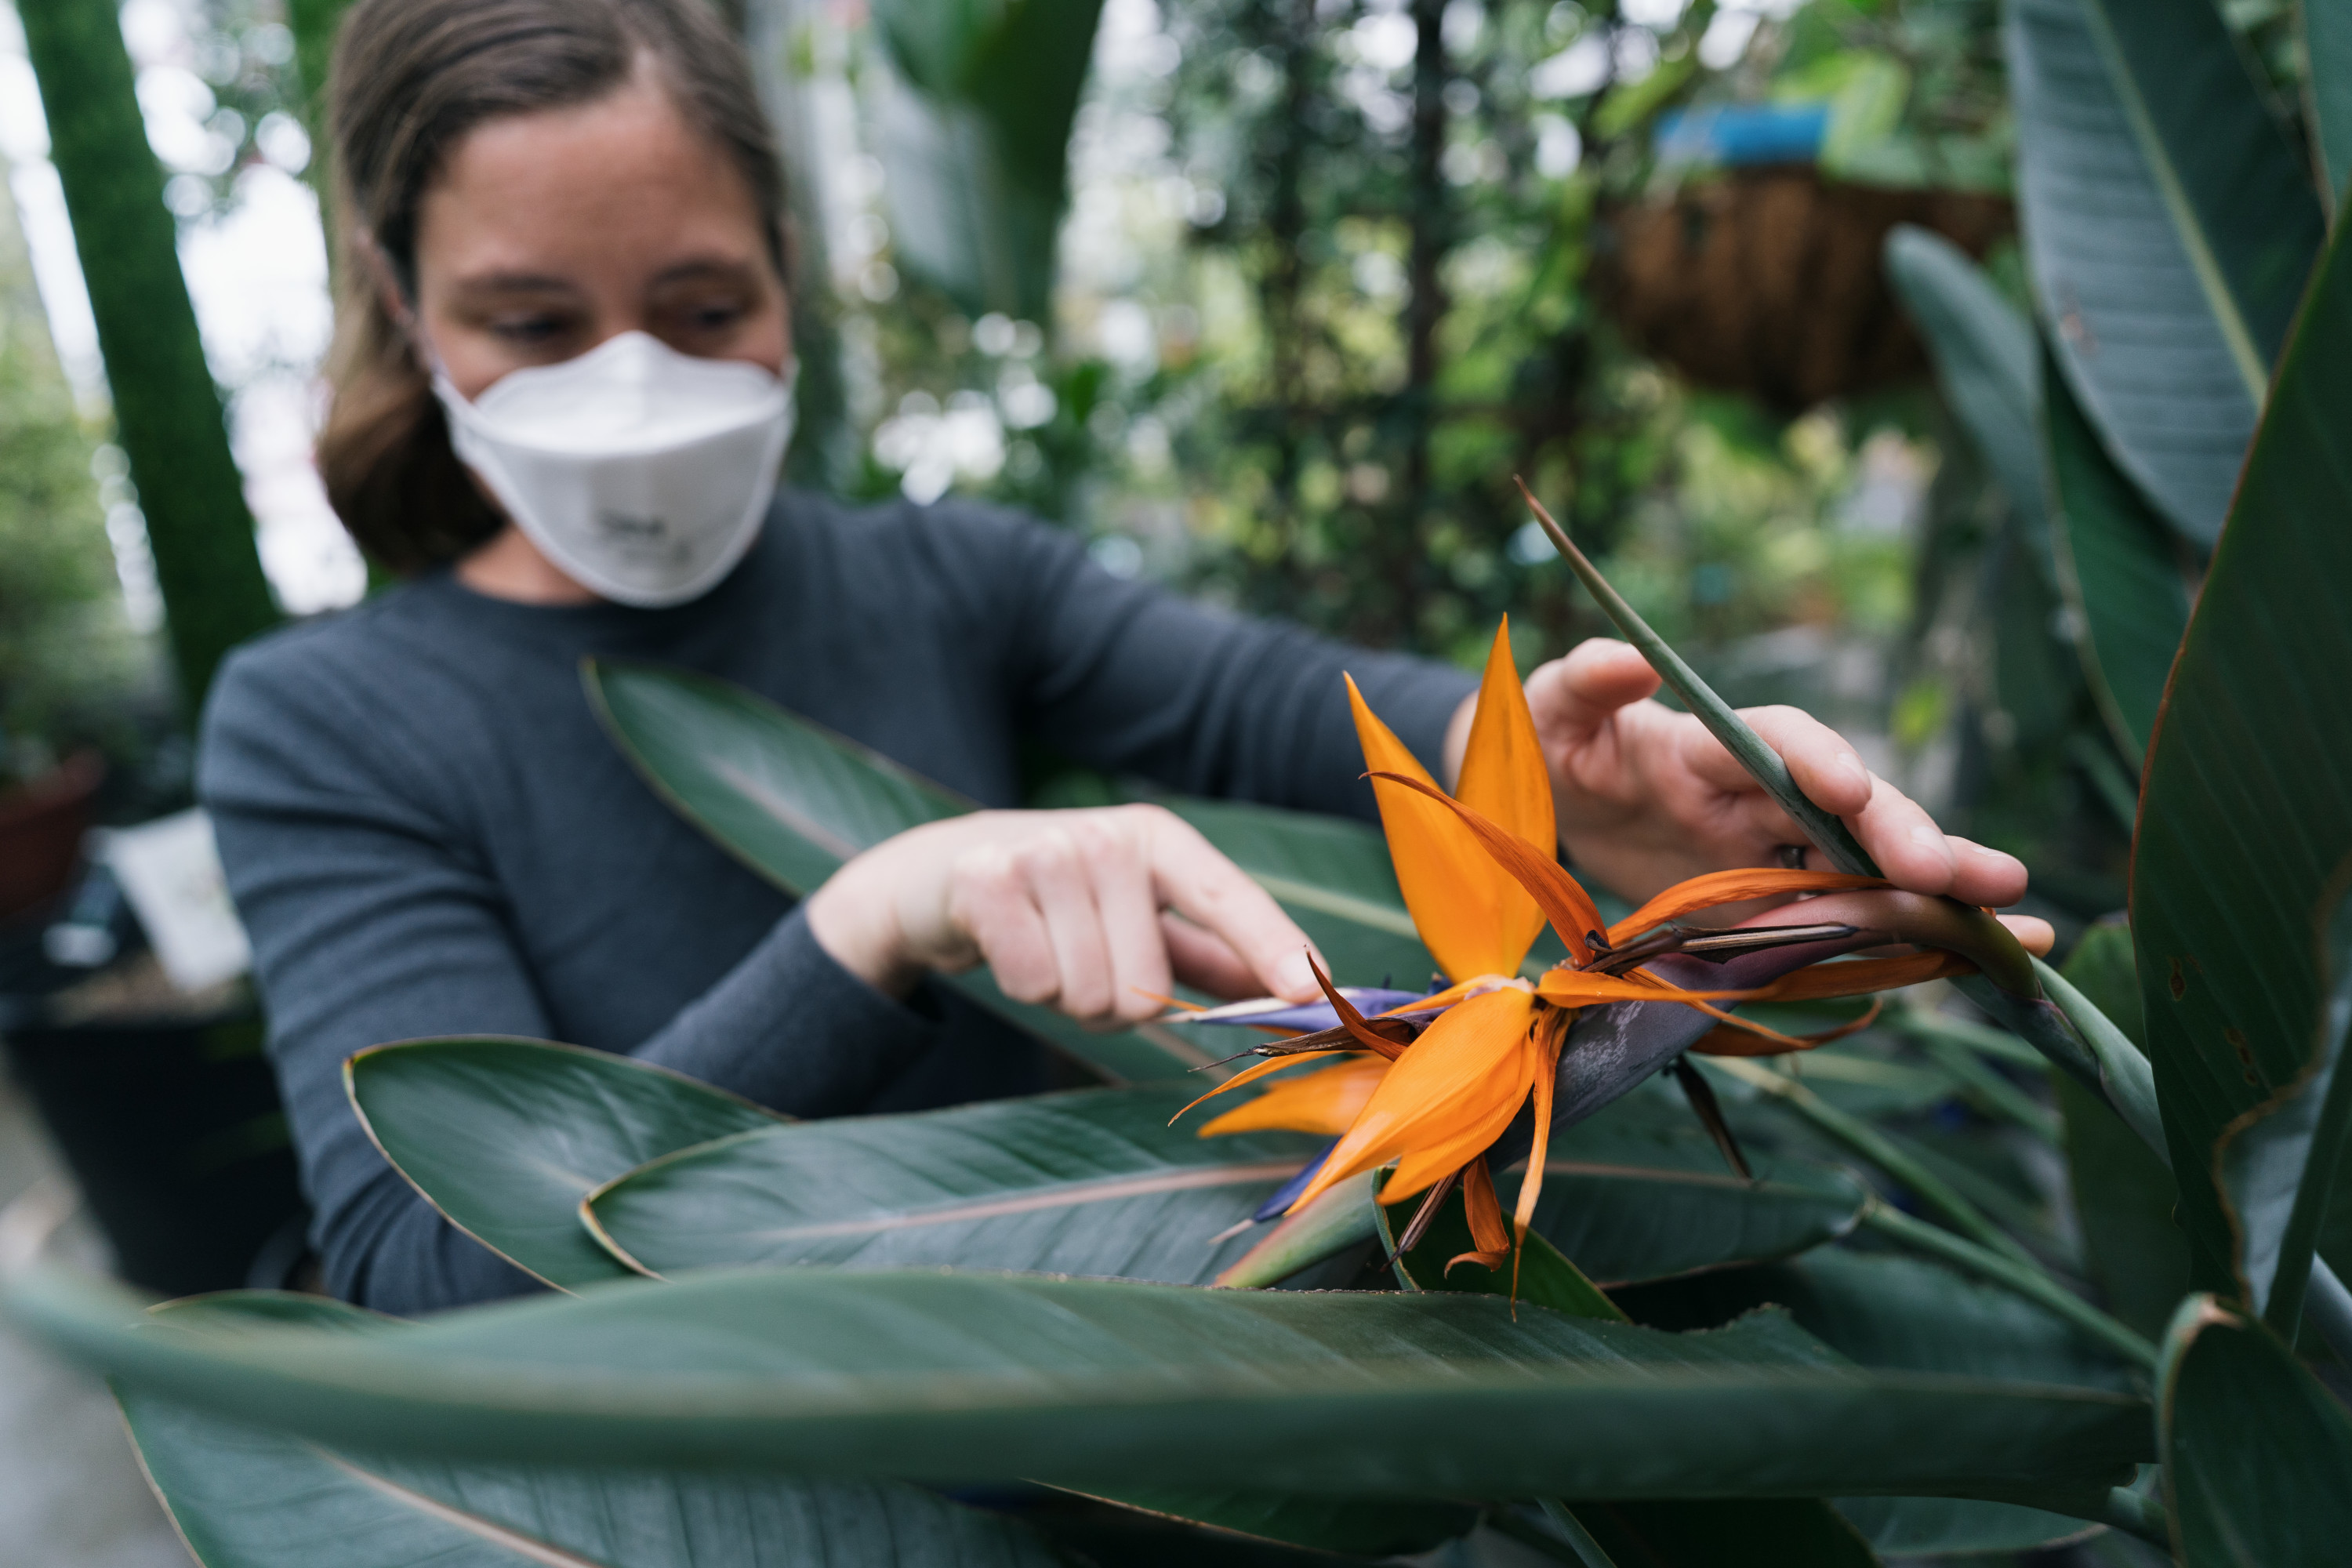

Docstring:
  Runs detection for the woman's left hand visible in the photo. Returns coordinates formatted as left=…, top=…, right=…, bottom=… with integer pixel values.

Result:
left=1465, top=638, right=2039, bottom=938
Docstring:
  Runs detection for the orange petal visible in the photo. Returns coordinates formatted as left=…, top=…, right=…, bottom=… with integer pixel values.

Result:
left=1447, top=1156, right=1512, bottom=1274
left=1454, top=620, right=1555, bottom=967
left=1197, top=1054, right=1390, bottom=1136
left=1534, top=970, right=1769, bottom=1007
left=1509, top=1008, right=1569, bottom=1301
left=1174, top=1049, right=1350, bottom=1127
left=1348, top=675, right=1536, bottom=982
left=1367, top=768, right=1606, bottom=964
left=1605, top=869, right=1889, bottom=946
left=1290, top=988, right=1543, bottom=1211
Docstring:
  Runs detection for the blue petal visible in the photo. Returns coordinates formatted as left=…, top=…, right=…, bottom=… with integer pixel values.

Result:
left=1254, top=1138, right=1340, bottom=1222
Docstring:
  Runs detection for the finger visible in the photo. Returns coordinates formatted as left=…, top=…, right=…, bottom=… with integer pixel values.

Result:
left=1138, top=808, right=1323, bottom=1000
left=1947, top=836, right=2030, bottom=909
left=1162, top=913, right=1261, bottom=1000
left=1014, top=827, right=1118, bottom=1022
left=1847, top=771, right=1959, bottom=895
left=1065, top=815, right=1174, bottom=1024
left=1679, top=706, right=1873, bottom=816
left=946, top=844, right=1059, bottom=1004
left=1523, top=639, right=1661, bottom=748
left=1997, top=913, right=2055, bottom=956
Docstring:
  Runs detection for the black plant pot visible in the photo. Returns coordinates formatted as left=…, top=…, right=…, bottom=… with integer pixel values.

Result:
left=5, top=1004, right=304, bottom=1298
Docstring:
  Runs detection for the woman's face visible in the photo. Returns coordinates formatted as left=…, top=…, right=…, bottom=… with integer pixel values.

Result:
left=407, top=69, right=789, bottom=401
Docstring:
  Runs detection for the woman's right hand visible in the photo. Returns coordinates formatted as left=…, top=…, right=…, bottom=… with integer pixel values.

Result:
left=804, top=804, right=1326, bottom=1029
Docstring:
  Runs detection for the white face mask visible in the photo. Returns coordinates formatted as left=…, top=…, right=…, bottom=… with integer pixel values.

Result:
left=433, top=331, right=795, bottom=608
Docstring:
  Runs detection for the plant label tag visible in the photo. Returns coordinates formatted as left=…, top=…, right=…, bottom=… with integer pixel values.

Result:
left=101, top=808, right=251, bottom=993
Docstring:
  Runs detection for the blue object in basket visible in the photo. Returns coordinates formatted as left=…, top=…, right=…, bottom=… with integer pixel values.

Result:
left=1655, top=103, right=1829, bottom=168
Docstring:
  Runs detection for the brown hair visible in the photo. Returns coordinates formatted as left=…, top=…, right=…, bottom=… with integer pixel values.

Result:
left=317, top=0, right=789, bottom=572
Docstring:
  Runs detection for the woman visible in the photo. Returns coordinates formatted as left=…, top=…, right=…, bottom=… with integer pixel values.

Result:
left=198, top=0, right=2034, bottom=1316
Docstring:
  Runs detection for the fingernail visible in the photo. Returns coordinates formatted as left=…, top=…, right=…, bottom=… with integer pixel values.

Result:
left=1276, top=949, right=1318, bottom=1000
left=1835, top=750, right=1867, bottom=784
left=1909, top=826, right=1951, bottom=859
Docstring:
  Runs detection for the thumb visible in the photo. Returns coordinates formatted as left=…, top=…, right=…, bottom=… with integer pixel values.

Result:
left=1525, top=637, right=1661, bottom=747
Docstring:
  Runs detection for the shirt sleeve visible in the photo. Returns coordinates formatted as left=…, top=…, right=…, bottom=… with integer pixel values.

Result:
left=909, top=505, right=1478, bottom=819
left=199, top=642, right=942, bottom=1317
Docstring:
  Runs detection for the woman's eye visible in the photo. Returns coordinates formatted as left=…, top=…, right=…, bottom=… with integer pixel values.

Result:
left=492, top=318, right=568, bottom=343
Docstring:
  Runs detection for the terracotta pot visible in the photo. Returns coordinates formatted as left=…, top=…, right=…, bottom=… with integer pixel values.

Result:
left=0, top=752, right=103, bottom=922
left=1595, top=167, right=2015, bottom=412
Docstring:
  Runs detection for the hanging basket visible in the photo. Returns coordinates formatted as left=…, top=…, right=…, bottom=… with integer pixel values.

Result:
left=1595, top=167, right=2014, bottom=412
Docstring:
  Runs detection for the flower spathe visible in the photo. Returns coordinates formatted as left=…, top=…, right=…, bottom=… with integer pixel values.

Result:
left=1181, top=618, right=1965, bottom=1283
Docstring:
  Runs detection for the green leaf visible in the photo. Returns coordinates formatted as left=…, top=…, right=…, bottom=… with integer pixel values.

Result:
left=2158, top=1295, right=2352, bottom=1566
left=871, top=0, right=1103, bottom=321
left=119, top=1292, right=1070, bottom=1567
left=347, top=1038, right=786, bottom=1291
left=583, top=1084, right=1323, bottom=1284
left=2130, top=205, right=2352, bottom=1297
left=1881, top=226, right=2049, bottom=558
left=1157, top=797, right=1439, bottom=989
left=2216, top=885, right=2352, bottom=1337
left=1828, top=1495, right=2097, bottom=1557
left=1572, top=1500, right=1878, bottom=1568
left=2308, top=0, right=2352, bottom=215
left=583, top=659, right=1206, bottom=1086
left=2056, top=924, right=2190, bottom=1343
left=10, top=1267, right=2153, bottom=1502
left=2045, top=343, right=2195, bottom=763
left=2007, top=0, right=2322, bottom=547
left=583, top=1074, right=1864, bottom=1294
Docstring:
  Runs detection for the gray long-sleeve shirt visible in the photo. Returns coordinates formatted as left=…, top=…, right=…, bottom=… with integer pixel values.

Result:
left=198, top=493, right=1475, bottom=1316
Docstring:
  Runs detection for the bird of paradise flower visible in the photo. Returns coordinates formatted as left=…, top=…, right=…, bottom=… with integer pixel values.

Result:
left=1172, top=619, right=1979, bottom=1289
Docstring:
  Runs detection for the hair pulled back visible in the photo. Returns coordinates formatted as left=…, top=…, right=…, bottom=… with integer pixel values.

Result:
left=318, top=0, right=788, bottom=572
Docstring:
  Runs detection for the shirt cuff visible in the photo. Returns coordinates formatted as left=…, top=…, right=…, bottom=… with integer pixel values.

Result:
left=630, top=904, right=942, bottom=1117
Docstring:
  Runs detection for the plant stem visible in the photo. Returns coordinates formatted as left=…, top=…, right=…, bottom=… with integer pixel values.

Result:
left=1537, top=1499, right=1624, bottom=1568
left=2094, top=1481, right=2172, bottom=1549
left=1864, top=1201, right=2158, bottom=1368
left=1886, top=1003, right=2048, bottom=1069
left=1704, top=1056, right=2042, bottom=1269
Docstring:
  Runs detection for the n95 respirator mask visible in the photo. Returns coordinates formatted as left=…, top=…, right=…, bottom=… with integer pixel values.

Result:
left=433, top=330, right=795, bottom=608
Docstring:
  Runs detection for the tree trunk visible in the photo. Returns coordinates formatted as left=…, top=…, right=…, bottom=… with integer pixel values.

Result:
left=18, top=0, right=279, bottom=717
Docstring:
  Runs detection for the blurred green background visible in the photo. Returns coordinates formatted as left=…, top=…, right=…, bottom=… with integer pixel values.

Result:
left=9, top=0, right=2288, bottom=938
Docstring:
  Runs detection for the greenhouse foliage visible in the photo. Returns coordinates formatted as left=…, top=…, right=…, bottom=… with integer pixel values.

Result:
left=10, top=0, right=2352, bottom=1564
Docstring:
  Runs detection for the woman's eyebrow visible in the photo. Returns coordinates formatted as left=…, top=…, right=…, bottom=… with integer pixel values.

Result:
left=647, top=256, right=760, bottom=287
left=449, top=270, right=583, bottom=296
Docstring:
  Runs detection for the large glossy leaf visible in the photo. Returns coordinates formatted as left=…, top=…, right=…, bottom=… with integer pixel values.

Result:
left=2310, top=1, right=2352, bottom=214
left=1882, top=225, right=2048, bottom=558
left=584, top=659, right=1206, bottom=1086
left=2044, top=342, right=2195, bottom=762
left=584, top=1084, right=1323, bottom=1284
left=2158, top=1296, right=2352, bottom=1566
left=347, top=1038, right=786, bottom=1291
left=2078, top=0, right=2325, bottom=366
left=2056, top=924, right=2190, bottom=1341
left=2215, top=885, right=2352, bottom=1336
left=118, top=1302, right=1064, bottom=1568
left=2006, top=0, right=2309, bottom=546
left=2130, top=208, right=2352, bottom=1293
left=586, top=1074, right=1864, bottom=1292
left=870, top=0, right=1102, bottom=321
left=1385, top=1181, right=1880, bottom=1568
left=11, top=1267, right=2153, bottom=1502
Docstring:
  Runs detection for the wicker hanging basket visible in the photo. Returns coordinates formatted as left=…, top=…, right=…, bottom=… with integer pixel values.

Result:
left=1595, top=167, right=2013, bottom=412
